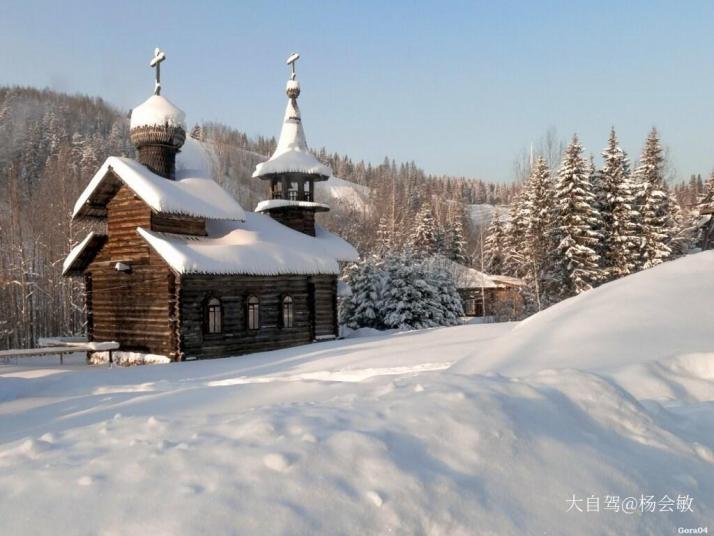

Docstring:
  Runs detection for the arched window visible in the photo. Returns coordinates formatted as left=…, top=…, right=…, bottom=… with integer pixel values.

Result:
left=205, top=297, right=222, bottom=334
left=282, top=296, right=294, bottom=328
left=247, top=296, right=260, bottom=330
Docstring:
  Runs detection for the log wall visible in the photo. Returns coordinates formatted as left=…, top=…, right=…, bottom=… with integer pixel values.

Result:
left=86, top=184, right=178, bottom=358
left=179, top=274, right=338, bottom=359
left=266, top=207, right=316, bottom=236
left=151, top=212, right=207, bottom=236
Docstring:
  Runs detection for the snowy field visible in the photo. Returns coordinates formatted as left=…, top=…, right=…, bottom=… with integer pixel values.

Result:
left=1, top=253, right=714, bottom=535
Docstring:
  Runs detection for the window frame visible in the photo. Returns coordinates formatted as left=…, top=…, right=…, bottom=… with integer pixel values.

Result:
left=247, top=295, right=260, bottom=331
left=282, top=295, right=294, bottom=328
left=204, top=296, right=223, bottom=335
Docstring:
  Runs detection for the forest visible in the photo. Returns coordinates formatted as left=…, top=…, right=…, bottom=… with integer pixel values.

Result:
left=1, top=86, right=712, bottom=349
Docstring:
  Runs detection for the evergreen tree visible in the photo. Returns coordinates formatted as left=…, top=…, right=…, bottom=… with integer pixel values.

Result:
left=340, top=258, right=383, bottom=329
left=483, top=213, right=507, bottom=274
left=445, top=215, right=469, bottom=264
left=503, top=192, right=529, bottom=278
left=552, top=135, right=604, bottom=297
left=340, top=253, right=463, bottom=330
left=375, top=216, right=392, bottom=255
left=522, top=156, right=557, bottom=308
left=633, top=128, right=678, bottom=269
left=691, top=172, right=714, bottom=250
left=600, top=128, right=639, bottom=279
left=408, top=205, right=438, bottom=256
left=428, top=262, right=464, bottom=324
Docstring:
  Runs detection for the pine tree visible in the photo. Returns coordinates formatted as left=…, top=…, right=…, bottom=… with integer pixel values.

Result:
left=483, top=213, right=507, bottom=274
left=340, top=258, right=383, bottom=329
left=692, top=172, right=714, bottom=250
left=633, top=128, right=679, bottom=269
left=408, top=205, right=438, bottom=256
left=600, top=128, right=639, bottom=279
left=445, top=215, right=469, bottom=264
left=503, top=192, right=529, bottom=277
left=522, top=156, right=557, bottom=308
left=375, top=216, right=392, bottom=255
left=552, top=135, right=604, bottom=297
left=341, top=253, right=463, bottom=330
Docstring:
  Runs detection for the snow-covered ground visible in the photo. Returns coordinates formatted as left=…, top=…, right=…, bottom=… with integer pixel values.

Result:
left=1, top=253, right=713, bottom=535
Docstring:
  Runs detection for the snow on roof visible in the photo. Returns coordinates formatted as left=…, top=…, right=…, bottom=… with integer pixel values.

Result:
left=252, top=92, right=331, bottom=178
left=254, top=199, right=330, bottom=212
left=73, top=139, right=245, bottom=221
left=427, top=257, right=497, bottom=289
left=62, top=232, right=107, bottom=276
left=130, top=94, right=186, bottom=130
left=489, top=274, right=526, bottom=287
left=138, top=212, right=359, bottom=276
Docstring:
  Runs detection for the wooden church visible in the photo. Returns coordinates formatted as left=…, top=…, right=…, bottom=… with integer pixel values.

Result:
left=63, top=50, right=358, bottom=361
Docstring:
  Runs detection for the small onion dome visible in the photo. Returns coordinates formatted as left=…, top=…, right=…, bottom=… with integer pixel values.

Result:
left=129, top=95, right=186, bottom=151
left=286, top=79, right=301, bottom=99
left=130, top=94, right=186, bottom=130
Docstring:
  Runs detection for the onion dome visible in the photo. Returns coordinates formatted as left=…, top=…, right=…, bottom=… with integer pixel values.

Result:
left=129, top=48, right=186, bottom=180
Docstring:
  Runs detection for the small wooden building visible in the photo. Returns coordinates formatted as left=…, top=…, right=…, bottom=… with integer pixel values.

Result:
left=433, top=258, right=525, bottom=320
left=63, top=54, right=358, bottom=361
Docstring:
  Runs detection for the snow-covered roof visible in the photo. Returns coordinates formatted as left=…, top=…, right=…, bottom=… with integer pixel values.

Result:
left=130, top=94, right=186, bottom=130
left=62, top=232, right=107, bottom=276
left=72, top=138, right=245, bottom=221
left=254, top=199, right=330, bottom=213
left=252, top=82, right=332, bottom=179
left=427, top=257, right=497, bottom=289
left=489, top=274, right=527, bottom=288
left=138, top=213, right=359, bottom=276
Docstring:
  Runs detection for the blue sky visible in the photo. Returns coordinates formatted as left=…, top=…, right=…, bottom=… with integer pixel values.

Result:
left=1, top=0, right=713, bottom=182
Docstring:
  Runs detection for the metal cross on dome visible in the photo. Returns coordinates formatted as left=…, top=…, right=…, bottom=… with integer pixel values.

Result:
left=149, top=48, right=166, bottom=95
left=286, top=52, right=300, bottom=80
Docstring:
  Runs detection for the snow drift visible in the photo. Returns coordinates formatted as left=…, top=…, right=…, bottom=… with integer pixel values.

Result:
left=453, top=250, right=714, bottom=376
left=1, top=253, right=713, bottom=535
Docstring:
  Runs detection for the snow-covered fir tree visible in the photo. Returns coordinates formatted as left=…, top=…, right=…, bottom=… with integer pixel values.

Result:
left=340, top=253, right=462, bottom=330
left=340, top=258, right=383, bottom=329
left=691, top=172, right=714, bottom=250
left=552, top=135, right=604, bottom=297
left=483, top=213, right=507, bottom=274
left=408, top=205, right=438, bottom=256
left=445, top=215, right=469, bottom=264
left=633, top=128, right=679, bottom=269
left=599, top=128, right=639, bottom=278
left=427, top=260, right=464, bottom=324
left=503, top=193, right=529, bottom=278
left=522, top=156, right=557, bottom=309
left=375, top=216, right=393, bottom=255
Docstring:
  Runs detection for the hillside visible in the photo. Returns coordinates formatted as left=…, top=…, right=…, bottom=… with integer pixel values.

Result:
left=0, top=86, right=517, bottom=350
left=1, top=252, right=713, bottom=534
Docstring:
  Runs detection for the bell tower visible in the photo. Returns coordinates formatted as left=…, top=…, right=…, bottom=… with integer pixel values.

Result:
left=253, top=53, right=331, bottom=236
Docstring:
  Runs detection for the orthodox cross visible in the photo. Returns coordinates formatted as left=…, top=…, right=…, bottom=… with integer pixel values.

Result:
left=149, top=48, right=167, bottom=95
left=286, top=52, right=300, bottom=80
